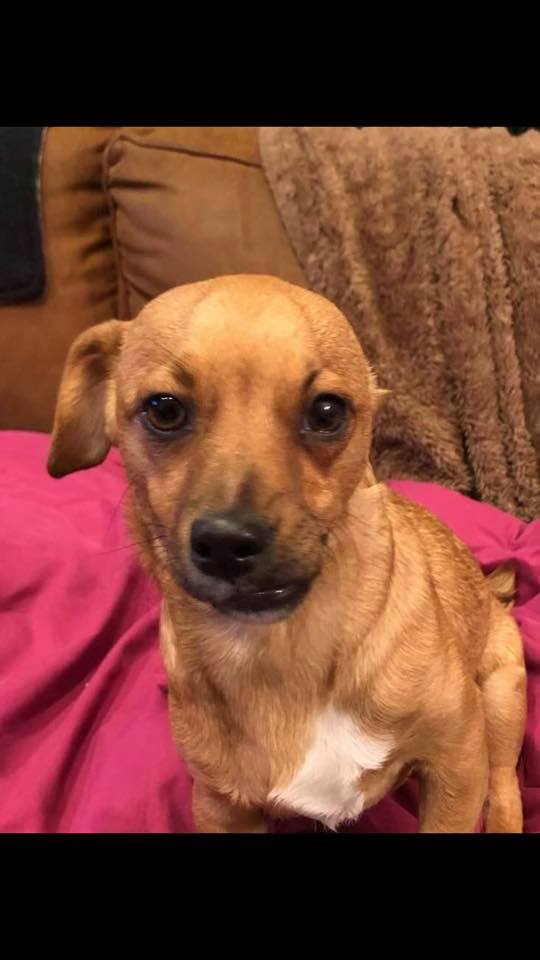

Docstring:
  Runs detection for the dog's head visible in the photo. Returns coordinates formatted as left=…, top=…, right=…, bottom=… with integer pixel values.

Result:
left=49, top=276, right=382, bottom=623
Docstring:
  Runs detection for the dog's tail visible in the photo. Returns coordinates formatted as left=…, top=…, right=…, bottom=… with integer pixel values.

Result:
left=485, top=563, right=516, bottom=609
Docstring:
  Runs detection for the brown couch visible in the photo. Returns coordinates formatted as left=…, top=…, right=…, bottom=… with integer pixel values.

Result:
left=0, top=127, right=305, bottom=433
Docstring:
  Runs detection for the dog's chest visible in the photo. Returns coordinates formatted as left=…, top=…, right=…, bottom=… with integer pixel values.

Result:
left=268, top=706, right=392, bottom=830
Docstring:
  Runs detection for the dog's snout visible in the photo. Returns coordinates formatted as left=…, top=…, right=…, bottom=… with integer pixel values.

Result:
left=190, top=512, right=273, bottom=582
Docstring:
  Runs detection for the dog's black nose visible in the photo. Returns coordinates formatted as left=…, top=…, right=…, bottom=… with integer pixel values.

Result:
left=190, top=512, right=273, bottom=582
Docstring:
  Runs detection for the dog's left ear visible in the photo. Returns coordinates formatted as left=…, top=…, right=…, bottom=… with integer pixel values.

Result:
left=47, top=320, right=124, bottom=478
left=367, top=366, right=390, bottom=409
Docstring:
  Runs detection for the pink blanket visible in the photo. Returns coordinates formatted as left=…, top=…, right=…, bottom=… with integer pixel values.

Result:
left=1, top=432, right=539, bottom=832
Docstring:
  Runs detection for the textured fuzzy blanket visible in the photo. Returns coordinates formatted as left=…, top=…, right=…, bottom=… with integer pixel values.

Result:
left=259, top=127, right=540, bottom=521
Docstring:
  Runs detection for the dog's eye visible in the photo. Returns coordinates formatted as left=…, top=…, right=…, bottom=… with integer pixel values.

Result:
left=141, top=395, right=190, bottom=435
left=303, top=394, right=349, bottom=438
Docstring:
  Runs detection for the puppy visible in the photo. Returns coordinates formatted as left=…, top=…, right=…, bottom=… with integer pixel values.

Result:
left=48, top=275, right=526, bottom=833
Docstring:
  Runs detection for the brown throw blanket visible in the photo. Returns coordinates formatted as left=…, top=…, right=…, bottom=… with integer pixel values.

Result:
left=259, top=127, right=540, bottom=521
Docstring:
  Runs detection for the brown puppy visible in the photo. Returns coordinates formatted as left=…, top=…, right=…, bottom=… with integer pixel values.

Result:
left=48, top=276, right=526, bottom=833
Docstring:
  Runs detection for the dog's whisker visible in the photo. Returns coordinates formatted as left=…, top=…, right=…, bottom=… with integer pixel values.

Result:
left=97, top=533, right=167, bottom=556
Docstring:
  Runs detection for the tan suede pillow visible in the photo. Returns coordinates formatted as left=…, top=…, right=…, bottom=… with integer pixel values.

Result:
left=0, top=127, right=119, bottom=432
left=104, top=127, right=306, bottom=319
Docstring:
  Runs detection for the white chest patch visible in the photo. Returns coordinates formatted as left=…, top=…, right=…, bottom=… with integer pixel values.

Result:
left=268, top=706, right=392, bottom=830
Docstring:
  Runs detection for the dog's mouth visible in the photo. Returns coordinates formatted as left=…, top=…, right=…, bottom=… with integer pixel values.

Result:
left=180, top=570, right=312, bottom=623
left=215, top=580, right=311, bottom=618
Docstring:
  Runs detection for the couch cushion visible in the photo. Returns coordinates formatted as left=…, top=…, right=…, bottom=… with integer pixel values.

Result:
left=0, top=128, right=119, bottom=433
left=104, top=127, right=307, bottom=319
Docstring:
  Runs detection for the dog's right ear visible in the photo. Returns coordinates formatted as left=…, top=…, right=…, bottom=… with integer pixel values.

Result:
left=47, top=320, right=124, bottom=479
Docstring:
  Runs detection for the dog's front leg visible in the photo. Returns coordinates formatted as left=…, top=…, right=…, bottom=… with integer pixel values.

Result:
left=192, top=780, right=268, bottom=834
left=417, top=713, right=489, bottom=833
left=417, top=766, right=488, bottom=833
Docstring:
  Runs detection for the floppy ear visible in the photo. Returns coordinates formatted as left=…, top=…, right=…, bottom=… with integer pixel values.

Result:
left=47, top=320, right=124, bottom=478
left=367, top=365, right=390, bottom=409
